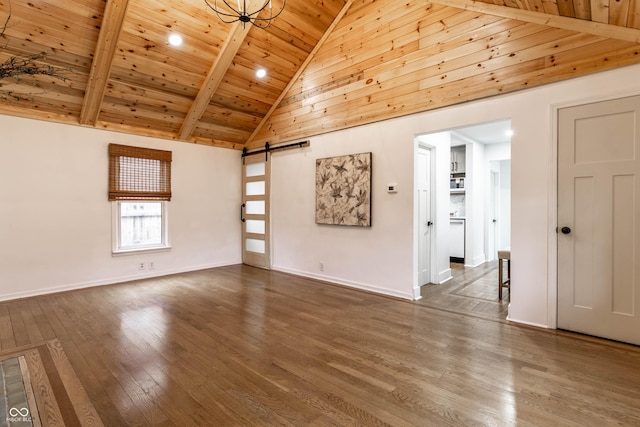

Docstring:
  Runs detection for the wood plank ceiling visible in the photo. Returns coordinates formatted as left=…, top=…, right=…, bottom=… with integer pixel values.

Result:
left=1, top=0, right=640, bottom=151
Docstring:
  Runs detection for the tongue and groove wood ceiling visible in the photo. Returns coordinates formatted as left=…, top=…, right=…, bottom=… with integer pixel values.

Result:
left=1, top=0, right=640, bottom=150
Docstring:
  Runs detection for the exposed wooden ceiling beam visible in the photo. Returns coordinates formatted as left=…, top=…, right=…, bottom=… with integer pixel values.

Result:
left=178, top=18, right=254, bottom=141
left=246, top=0, right=355, bottom=149
left=428, top=0, right=640, bottom=43
left=80, top=0, right=129, bottom=126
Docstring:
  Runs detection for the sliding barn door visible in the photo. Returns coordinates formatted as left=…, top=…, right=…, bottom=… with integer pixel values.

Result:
left=558, top=95, right=640, bottom=345
left=242, top=154, right=271, bottom=269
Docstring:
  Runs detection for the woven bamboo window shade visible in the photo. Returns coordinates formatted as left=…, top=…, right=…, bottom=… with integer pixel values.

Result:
left=108, top=144, right=172, bottom=201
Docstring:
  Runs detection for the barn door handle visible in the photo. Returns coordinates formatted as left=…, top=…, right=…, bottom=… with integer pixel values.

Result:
left=240, top=203, right=246, bottom=223
left=561, top=226, right=571, bottom=234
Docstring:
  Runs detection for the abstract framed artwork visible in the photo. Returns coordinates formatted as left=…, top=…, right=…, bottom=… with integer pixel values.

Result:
left=315, top=152, right=372, bottom=227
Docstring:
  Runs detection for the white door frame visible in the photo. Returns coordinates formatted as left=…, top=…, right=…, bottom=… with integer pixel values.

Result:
left=413, top=142, right=436, bottom=298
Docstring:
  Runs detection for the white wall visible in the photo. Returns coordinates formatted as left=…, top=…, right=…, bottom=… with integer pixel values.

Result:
left=499, top=160, right=511, bottom=250
left=270, top=126, right=416, bottom=299
left=466, top=142, right=486, bottom=266
left=0, top=115, right=241, bottom=301
left=485, top=142, right=511, bottom=161
left=270, top=63, right=640, bottom=329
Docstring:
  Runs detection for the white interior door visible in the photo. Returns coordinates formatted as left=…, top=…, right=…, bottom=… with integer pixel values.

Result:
left=558, top=95, right=640, bottom=345
left=242, top=154, right=270, bottom=269
left=417, top=146, right=433, bottom=285
left=488, top=170, right=499, bottom=261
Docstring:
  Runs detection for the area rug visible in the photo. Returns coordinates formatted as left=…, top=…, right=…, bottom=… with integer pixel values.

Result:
left=0, top=340, right=102, bottom=426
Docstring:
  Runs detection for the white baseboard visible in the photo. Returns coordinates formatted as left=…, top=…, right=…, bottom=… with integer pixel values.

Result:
left=437, top=268, right=452, bottom=284
left=465, top=254, right=486, bottom=268
left=0, top=260, right=241, bottom=302
left=271, top=265, right=414, bottom=300
left=505, top=315, right=550, bottom=329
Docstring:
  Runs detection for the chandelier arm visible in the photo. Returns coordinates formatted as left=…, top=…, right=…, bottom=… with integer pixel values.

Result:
left=246, top=0, right=286, bottom=19
left=216, top=15, right=241, bottom=24
left=217, top=0, right=241, bottom=14
left=203, top=0, right=241, bottom=18
left=245, top=1, right=271, bottom=17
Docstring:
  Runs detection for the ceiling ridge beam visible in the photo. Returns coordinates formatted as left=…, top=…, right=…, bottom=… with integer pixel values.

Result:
left=178, top=20, right=252, bottom=141
left=428, top=0, right=640, bottom=43
left=80, top=0, right=130, bottom=126
left=245, top=0, right=356, bottom=148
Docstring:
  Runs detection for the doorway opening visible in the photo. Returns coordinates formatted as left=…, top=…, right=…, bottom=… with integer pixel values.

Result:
left=414, top=119, right=512, bottom=317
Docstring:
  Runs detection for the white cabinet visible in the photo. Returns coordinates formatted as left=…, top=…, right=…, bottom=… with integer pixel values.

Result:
left=449, top=219, right=465, bottom=261
left=451, top=147, right=466, bottom=173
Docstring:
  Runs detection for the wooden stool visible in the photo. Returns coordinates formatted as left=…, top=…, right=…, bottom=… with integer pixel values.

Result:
left=498, top=248, right=511, bottom=300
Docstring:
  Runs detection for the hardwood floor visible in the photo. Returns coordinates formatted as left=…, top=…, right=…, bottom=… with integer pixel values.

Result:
left=419, top=261, right=509, bottom=321
left=1, top=264, right=639, bottom=426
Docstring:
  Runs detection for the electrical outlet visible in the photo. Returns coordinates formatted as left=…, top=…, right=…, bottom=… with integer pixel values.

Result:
left=319, top=262, right=325, bottom=272
left=138, top=262, right=145, bottom=271
left=148, top=261, right=155, bottom=270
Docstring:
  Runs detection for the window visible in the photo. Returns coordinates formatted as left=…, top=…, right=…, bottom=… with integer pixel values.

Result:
left=114, top=201, right=167, bottom=251
left=109, top=144, right=172, bottom=253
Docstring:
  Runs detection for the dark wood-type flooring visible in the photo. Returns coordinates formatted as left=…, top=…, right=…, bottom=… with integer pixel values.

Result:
left=1, top=264, right=639, bottom=426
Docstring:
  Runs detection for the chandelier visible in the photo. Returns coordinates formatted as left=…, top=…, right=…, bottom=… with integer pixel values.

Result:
left=204, top=0, right=286, bottom=29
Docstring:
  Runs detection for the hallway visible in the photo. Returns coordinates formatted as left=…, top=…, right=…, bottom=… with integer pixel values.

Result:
left=419, top=261, right=509, bottom=321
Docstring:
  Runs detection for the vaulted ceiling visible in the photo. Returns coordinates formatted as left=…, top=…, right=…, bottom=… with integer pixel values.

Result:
left=1, top=0, right=639, bottom=151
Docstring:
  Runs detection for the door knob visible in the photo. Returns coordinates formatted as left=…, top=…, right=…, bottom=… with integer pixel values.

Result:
left=561, top=226, right=571, bottom=234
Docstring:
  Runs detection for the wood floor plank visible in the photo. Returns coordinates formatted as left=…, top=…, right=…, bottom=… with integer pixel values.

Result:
left=0, top=264, right=639, bottom=425
left=12, top=300, right=42, bottom=345
left=0, top=303, right=16, bottom=350
left=26, top=299, right=56, bottom=343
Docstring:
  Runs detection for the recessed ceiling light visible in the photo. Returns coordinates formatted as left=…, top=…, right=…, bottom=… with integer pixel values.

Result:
left=256, top=68, right=267, bottom=79
left=168, top=34, right=183, bottom=47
